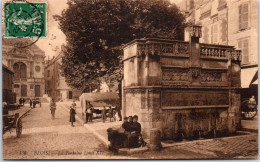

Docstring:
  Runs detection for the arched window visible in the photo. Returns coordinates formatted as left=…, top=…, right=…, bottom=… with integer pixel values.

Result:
left=13, top=63, right=19, bottom=78
left=20, top=63, right=26, bottom=78
left=13, top=62, right=27, bottom=79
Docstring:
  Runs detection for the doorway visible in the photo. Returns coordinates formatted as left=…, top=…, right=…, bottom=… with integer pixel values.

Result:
left=35, top=85, right=41, bottom=97
left=69, top=91, right=72, bottom=99
left=21, top=85, right=27, bottom=97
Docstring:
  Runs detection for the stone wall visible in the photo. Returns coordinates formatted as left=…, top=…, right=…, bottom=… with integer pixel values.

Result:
left=161, top=108, right=229, bottom=139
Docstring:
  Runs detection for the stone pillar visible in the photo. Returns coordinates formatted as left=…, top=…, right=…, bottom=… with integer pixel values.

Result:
left=189, top=25, right=202, bottom=85
left=228, top=50, right=242, bottom=133
left=189, top=25, right=202, bottom=62
left=149, top=128, right=162, bottom=151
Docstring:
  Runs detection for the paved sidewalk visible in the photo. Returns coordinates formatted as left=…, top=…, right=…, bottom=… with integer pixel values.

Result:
left=130, top=132, right=258, bottom=159
left=84, top=120, right=122, bottom=147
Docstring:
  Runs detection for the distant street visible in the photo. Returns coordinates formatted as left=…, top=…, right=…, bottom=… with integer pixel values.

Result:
left=2, top=103, right=117, bottom=160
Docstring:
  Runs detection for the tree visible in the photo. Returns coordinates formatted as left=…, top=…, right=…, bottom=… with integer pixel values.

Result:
left=54, top=0, right=187, bottom=91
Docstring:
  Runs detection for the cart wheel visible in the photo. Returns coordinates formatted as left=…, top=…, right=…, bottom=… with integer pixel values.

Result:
left=242, top=109, right=258, bottom=120
left=16, top=118, right=22, bottom=138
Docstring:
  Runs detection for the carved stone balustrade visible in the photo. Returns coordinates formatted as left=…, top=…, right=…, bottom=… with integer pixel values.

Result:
left=135, top=39, right=189, bottom=57
left=200, top=44, right=233, bottom=59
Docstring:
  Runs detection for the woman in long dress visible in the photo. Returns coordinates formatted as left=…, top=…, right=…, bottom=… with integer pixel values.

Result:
left=70, top=102, right=76, bottom=126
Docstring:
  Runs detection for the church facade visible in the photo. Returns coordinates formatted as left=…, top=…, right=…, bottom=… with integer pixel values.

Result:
left=2, top=39, right=45, bottom=100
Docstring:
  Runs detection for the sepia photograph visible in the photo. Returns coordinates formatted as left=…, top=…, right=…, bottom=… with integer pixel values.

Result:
left=1, top=0, right=258, bottom=160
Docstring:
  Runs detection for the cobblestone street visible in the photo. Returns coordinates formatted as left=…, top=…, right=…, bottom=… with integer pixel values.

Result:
left=2, top=104, right=128, bottom=160
left=129, top=133, right=258, bottom=159
left=3, top=103, right=258, bottom=160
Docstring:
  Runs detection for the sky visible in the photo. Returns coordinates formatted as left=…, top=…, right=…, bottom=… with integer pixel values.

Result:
left=35, top=0, right=183, bottom=58
left=35, top=0, right=68, bottom=59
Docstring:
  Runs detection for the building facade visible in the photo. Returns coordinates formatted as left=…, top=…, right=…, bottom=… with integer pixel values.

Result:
left=44, top=51, right=81, bottom=101
left=178, top=0, right=258, bottom=98
left=2, top=39, right=45, bottom=100
left=2, top=64, right=16, bottom=104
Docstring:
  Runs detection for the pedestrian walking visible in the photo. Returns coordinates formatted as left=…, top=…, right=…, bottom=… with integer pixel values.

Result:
left=113, top=109, right=116, bottom=122
left=116, top=106, right=122, bottom=121
left=29, top=98, right=33, bottom=108
left=85, top=102, right=92, bottom=123
left=72, top=100, right=77, bottom=110
left=19, top=98, right=22, bottom=105
left=89, top=104, right=93, bottom=122
left=22, top=98, right=25, bottom=105
left=50, top=99, right=56, bottom=119
left=70, top=105, right=76, bottom=126
left=102, top=106, right=106, bottom=123
left=33, top=99, right=36, bottom=108
left=108, top=106, right=113, bottom=122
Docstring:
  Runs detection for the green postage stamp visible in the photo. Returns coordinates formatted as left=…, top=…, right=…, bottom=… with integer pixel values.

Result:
left=4, top=2, right=47, bottom=38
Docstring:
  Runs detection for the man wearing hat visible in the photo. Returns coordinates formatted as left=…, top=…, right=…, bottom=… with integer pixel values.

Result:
left=121, top=116, right=133, bottom=147
left=129, top=115, right=141, bottom=148
left=132, top=115, right=141, bottom=133
left=122, top=117, right=129, bottom=131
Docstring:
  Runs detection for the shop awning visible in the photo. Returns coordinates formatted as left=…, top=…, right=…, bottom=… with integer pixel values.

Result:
left=241, top=67, right=258, bottom=88
left=252, top=79, right=258, bottom=85
left=79, top=92, right=120, bottom=110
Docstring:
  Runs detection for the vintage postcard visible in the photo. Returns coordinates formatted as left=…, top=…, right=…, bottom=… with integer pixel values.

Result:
left=2, top=0, right=258, bottom=160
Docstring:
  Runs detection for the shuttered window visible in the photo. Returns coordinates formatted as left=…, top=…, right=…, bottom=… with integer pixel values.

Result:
left=14, top=84, right=20, bottom=88
left=239, top=3, right=249, bottom=30
left=238, top=38, right=249, bottom=64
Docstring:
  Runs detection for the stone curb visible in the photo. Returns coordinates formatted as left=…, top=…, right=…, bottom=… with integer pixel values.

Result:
left=59, top=103, right=109, bottom=146
left=83, top=124, right=110, bottom=147
left=118, top=147, right=149, bottom=155
left=241, top=128, right=258, bottom=133
left=75, top=112, right=84, bottom=125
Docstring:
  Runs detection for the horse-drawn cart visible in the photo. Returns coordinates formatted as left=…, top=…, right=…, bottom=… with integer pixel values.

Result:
left=2, top=113, right=22, bottom=138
